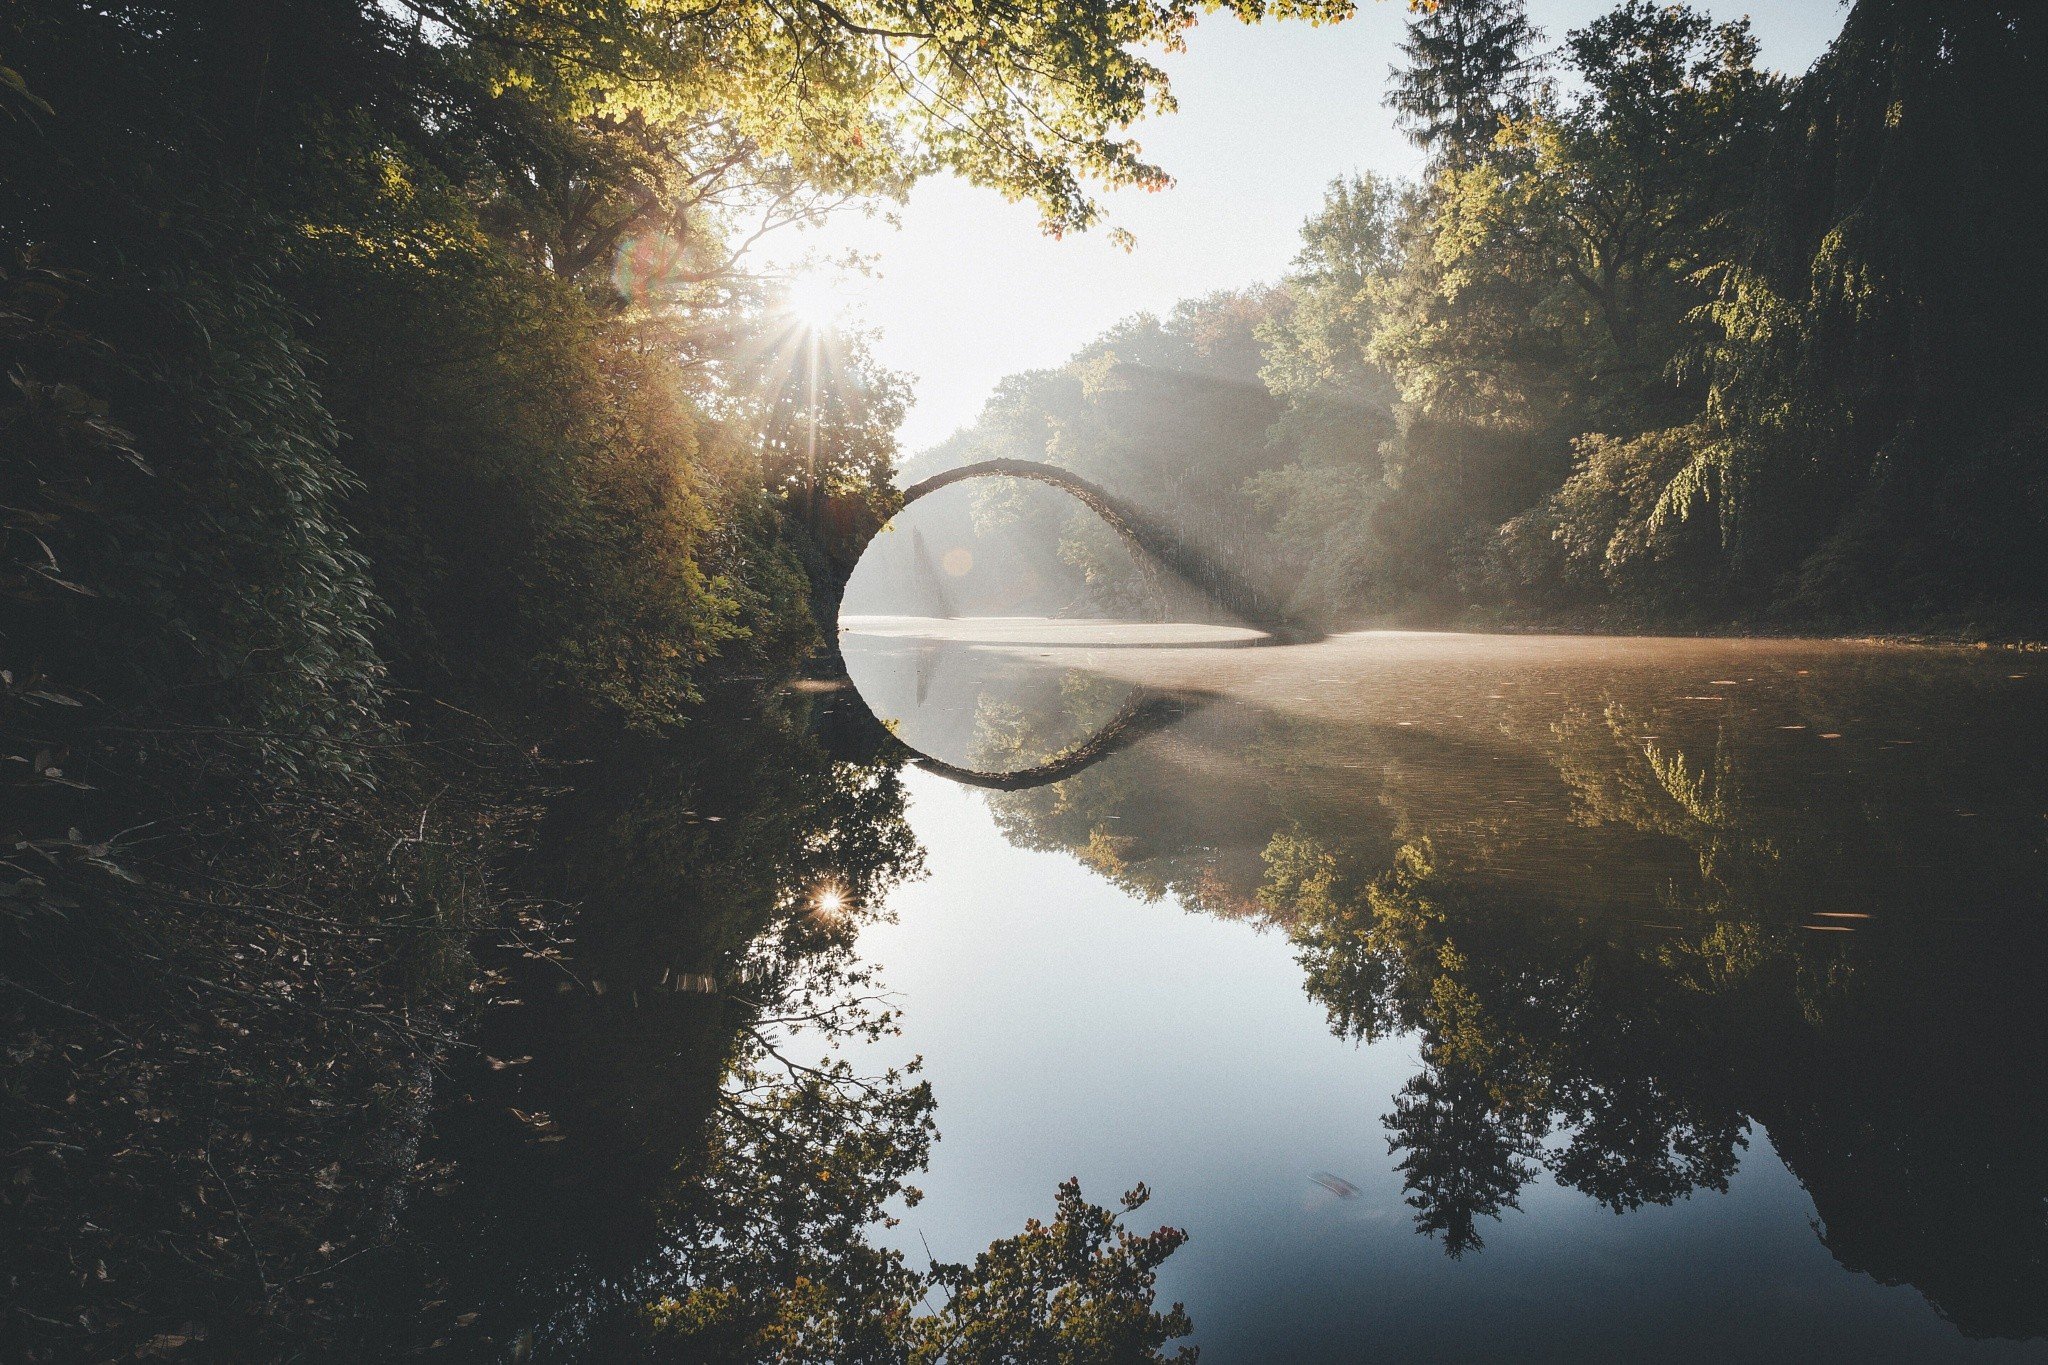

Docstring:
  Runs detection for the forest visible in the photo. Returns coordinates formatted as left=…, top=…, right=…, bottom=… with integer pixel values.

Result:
left=4, top=0, right=2044, bottom=1359
left=898, top=0, right=2047, bottom=634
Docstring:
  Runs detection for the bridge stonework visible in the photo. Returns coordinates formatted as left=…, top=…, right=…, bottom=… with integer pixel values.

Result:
left=892, top=458, right=1320, bottom=642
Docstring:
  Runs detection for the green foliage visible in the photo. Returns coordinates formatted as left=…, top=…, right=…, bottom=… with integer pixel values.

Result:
left=1693, top=1, right=2048, bottom=621
left=1262, top=829, right=1404, bottom=1042
left=1, top=241, right=387, bottom=785
left=646, top=1058, right=937, bottom=1361
left=1258, top=174, right=1403, bottom=403
left=1486, top=424, right=1731, bottom=619
left=910, top=1180, right=1195, bottom=1364
left=648, top=1166, right=1198, bottom=1365
left=1377, top=1, right=1776, bottom=439
left=351, top=0, right=1360, bottom=265
left=10, top=0, right=1364, bottom=1348
left=295, top=225, right=751, bottom=726
left=129, top=262, right=389, bottom=772
left=1386, top=0, right=1543, bottom=168
left=918, top=0, right=2043, bottom=632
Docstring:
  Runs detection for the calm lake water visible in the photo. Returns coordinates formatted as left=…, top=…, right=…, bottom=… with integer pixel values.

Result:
left=407, top=622, right=2048, bottom=1361
left=839, top=622, right=2048, bottom=1362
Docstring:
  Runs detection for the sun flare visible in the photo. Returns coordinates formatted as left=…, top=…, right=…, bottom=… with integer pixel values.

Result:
left=783, top=270, right=848, bottom=332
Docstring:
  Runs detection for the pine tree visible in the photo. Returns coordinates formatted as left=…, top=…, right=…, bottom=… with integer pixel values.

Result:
left=1387, top=0, right=1544, bottom=168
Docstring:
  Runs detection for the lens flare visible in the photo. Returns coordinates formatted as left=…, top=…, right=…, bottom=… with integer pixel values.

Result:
left=784, top=271, right=847, bottom=332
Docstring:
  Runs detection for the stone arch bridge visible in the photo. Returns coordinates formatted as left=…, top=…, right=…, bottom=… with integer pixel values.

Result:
left=891, top=458, right=1319, bottom=642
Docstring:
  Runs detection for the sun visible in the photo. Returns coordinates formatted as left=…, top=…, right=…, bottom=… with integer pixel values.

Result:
left=783, top=270, right=848, bottom=332
left=813, top=887, right=848, bottom=914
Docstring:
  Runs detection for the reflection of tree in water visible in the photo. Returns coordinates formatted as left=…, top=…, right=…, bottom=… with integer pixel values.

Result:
left=969, top=673, right=1136, bottom=772
left=1273, top=834, right=1750, bottom=1255
left=1277, top=704, right=2048, bottom=1337
left=1385, top=1060, right=1543, bottom=1259
left=973, top=683, right=1306, bottom=914
left=647, top=1020, right=1197, bottom=1363
left=400, top=691, right=1197, bottom=1361
left=975, top=676, right=1183, bottom=904
left=977, top=673, right=2048, bottom=1337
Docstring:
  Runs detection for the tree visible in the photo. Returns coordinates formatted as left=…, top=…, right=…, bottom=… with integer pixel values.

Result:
left=1388, top=2, right=1777, bottom=423
left=1385, top=1058, right=1543, bottom=1257
left=1525, top=2, right=1777, bottom=374
left=1693, top=0, right=2048, bottom=623
left=910, top=1180, right=1197, bottom=1364
left=1249, top=175, right=1407, bottom=621
left=1258, top=172, right=1405, bottom=404
left=382, top=0, right=1363, bottom=259
left=1386, top=0, right=1544, bottom=169
left=1355, top=3, right=1781, bottom=622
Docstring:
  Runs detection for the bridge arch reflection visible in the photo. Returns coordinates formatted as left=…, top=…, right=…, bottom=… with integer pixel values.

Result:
left=905, top=688, right=1201, bottom=791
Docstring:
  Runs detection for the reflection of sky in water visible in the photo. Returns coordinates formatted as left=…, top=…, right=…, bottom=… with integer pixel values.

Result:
left=841, top=617, right=1257, bottom=776
left=861, top=778, right=1978, bottom=1362
left=843, top=629, right=2048, bottom=1361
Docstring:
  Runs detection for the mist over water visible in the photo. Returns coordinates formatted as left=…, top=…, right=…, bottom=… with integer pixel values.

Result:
left=839, top=612, right=2048, bottom=1360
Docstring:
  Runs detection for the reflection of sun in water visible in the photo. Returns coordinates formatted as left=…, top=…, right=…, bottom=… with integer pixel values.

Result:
left=784, top=270, right=849, bottom=332
left=942, top=547, right=974, bottom=576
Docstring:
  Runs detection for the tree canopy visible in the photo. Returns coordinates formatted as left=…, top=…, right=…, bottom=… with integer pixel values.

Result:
left=922, top=0, right=2046, bottom=635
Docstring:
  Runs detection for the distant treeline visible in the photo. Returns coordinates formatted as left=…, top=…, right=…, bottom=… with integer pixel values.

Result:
left=915, top=0, right=2048, bottom=634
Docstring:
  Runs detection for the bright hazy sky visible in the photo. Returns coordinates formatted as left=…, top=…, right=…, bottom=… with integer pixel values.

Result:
left=774, top=1, right=1849, bottom=457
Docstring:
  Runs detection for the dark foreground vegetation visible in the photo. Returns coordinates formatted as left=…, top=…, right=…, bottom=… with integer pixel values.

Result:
left=1, top=0, right=1357, bottom=1355
left=901, top=1, right=2048, bottom=635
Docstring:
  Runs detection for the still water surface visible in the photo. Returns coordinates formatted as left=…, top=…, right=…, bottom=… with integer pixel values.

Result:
left=839, top=621, right=2048, bottom=1361
left=413, top=622, right=2047, bottom=1361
